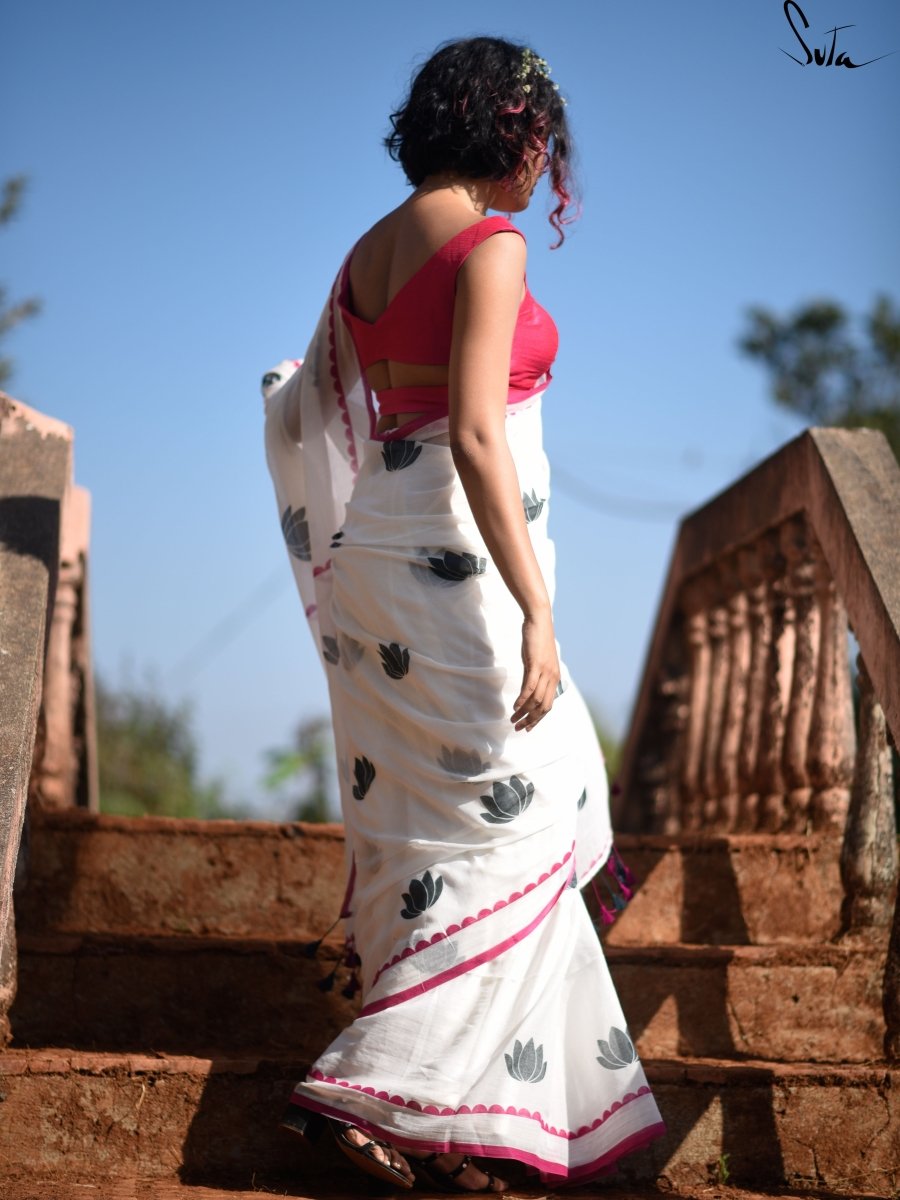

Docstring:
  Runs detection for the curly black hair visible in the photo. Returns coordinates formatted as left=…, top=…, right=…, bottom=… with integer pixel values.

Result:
left=384, top=36, right=576, bottom=247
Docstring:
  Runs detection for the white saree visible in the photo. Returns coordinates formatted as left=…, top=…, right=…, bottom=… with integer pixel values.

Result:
left=263, top=251, right=665, bottom=1184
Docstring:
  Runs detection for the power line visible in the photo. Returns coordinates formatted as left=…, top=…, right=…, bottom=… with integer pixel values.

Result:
left=167, top=563, right=291, bottom=684
left=167, top=464, right=685, bottom=681
left=551, top=465, right=685, bottom=521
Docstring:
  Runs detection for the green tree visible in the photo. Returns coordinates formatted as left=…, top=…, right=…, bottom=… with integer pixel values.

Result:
left=262, top=716, right=334, bottom=822
left=0, top=175, right=41, bottom=388
left=737, top=294, right=900, bottom=462
left=587, top=704, right=622, bottom=785
left=96, top=672, right=245, bottom=818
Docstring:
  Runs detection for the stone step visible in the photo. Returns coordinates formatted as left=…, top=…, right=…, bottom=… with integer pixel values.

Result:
left=16, top=811, right=844, bottom=947
left=16, top=808, right=346, bottom=941
left=0, top=1048, right=895, bottom=1194
left=0, top=1177, right=834, bottom=1200
left=0, top=1181, right=846, bottom=1200
left=607, top=942, right=888, bottom=1063
left=11, top=932, right=886, bottom=1064
left=601, top=834, right=843, bottom=947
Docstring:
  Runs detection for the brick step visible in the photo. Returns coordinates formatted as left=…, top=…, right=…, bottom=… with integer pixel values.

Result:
left=17, top=812, right=843, bottom=947
left=607, top=942, right=887, bottom=1063
left=0, top=1182, right=847, bottom=1200
left=0, top=1179, right=839, bottom=1200
left=10, top=932, right=886, bottom=1064
left=0, top=1048, right=895, bottom=1193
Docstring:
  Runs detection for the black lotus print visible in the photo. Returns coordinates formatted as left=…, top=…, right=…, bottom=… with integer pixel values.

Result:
left=351, top=756, right=375, bottom=801
left=330, top=530, right=345, bottom=549
left=555, top=679, right=565, bottom=698
left=427, top=550, right=487, bottom=583
left=480, top=775, right=534, bottom=824
left=505, top=1038, right=547, bottom=1083
left=577, top=788, right=587, bottom=810
left=400, top=869, right=444, bottom=920
left=522, top=489, right=545, bottom=524
left=322, top=636, right=340, bottom=666
left=568, top=870, right=579, bottom=889
left=378, top=642, right=410, bottom=679
left=437, top=746, right=490, bottom=777
left=382, top=440, right=422, bottom=471
left=281, top=505, right=311, bottom=561
left=596, top=1027, right=637, bottom=1070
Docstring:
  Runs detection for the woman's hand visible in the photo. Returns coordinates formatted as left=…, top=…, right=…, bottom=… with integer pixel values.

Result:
left=511, top=607, right=560, bottom=732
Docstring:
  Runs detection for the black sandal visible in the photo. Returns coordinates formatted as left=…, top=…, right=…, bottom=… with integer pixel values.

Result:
left=279, top=1106, right=413, bottom=1190
left=414, top=1151, right=504, bottom=1193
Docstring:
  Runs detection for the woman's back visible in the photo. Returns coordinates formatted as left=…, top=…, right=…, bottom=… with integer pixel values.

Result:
left=346, top=197, right=526, bottom=431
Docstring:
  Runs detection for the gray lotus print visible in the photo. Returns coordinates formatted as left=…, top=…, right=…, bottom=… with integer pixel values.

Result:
left=382, top=440, right=422, bottom=471
left=522, top=489, right=545, bottom=523
left=322, top=636, right=340, bottom=666
left=338, top=632, right=365, bottom=669
left=480, top=775, right=534, bottom=824
left=596, top=1026, right=637, bottom=1070
left=352, top=756, right=375, bottom=801
left=400, top=869, right=444, bottom=920
left=281, top=505, right=310, bottom=561
left=505, top=1038, right=547, bottom=1082
left=378, top=642, right=410, bottom=679
left=437, top=746, right=490, bottom=777
left=577, top=788, right=587, bottom=810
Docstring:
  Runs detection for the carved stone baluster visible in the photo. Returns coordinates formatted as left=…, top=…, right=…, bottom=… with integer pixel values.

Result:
left=886, top=892, right=900, bottom=1061
left=807, top=566, right=856, bottom=831
left=781, top=515, right=820, bottom=832
left=701, top=588, right=730, bottom=829
left=716, top=557, right=751, bottom=832
left=736, top=542, right=771, bottom=832
left=680, top=577, right=712, bottom=832
left=756, top=529, right=793, bottom=832
left=840, top=655, right=898, bottom=935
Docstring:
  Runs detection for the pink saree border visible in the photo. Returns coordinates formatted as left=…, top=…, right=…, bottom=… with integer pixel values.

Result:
left=328, top=267, right=360, bottom=478
left=285, top=1091, right=666, bottom=1182
left=358, top=867, right=570, bottom=1018
left=370, top=844, right=574, bottom=987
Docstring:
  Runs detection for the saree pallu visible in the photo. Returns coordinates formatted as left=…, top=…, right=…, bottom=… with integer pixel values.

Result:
left=263, top=257, right=665, bottom=1183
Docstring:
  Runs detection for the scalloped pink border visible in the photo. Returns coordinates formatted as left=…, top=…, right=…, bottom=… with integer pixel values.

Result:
left=300, top=1074, right=653, bottom=1142
left=371, top=844, right=575, bottom=987
left=328, top=270, right=359, bottom=479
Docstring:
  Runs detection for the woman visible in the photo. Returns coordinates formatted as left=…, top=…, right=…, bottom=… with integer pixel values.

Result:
left=264, top=36, right=665, bottom=1193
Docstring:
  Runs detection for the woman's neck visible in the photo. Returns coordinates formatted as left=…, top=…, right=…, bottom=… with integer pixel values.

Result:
left=411, top=174, right=498, bottom=216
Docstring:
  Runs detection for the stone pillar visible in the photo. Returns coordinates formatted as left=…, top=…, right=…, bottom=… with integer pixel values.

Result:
left=736, top=542, right=771, bottom=832
left=716, top=557, right=751, bottom=831
left=680, top=578, right=712, bottom=832
left=0, top=396, right=75, bottom=1045
left=808, top=573, right=856, bottom=831
left=840, top=655, right=898, bottom=935
left=781, top=516, right=820, bottom=832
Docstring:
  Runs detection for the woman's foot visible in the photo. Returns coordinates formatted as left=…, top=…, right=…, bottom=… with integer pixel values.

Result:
left=411, top=1150, right=508, bottom=1193
left=333, top=1123, right=415, bottom=1188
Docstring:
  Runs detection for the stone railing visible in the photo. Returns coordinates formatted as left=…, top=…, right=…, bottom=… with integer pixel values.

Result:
left=0, top=394, right=96, bottom=1043
left=616, top=427, right=900, bottom=1057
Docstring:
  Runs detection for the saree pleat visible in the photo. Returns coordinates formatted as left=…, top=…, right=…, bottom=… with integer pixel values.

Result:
left=263, top=257, right=665, bottom=1182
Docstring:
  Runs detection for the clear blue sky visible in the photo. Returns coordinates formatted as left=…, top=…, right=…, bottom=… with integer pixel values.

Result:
left=4, top=1, right=898, bottom=817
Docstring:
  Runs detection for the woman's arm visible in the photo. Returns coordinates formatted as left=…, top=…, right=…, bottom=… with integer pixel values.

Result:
left=448, top=230, right=559, bottom=732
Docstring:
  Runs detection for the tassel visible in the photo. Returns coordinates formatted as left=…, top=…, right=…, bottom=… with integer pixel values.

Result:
left=611, top=843, right=637, bottom=889
left=303, top=910, right=345, bottom=960
left=591, top=878, right=617, bottom=926
left=606, top=858, right=633, bottom=901
left=341, top=971, right=361, bottom=1000
left=317, top=967, right=338, bottom=993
